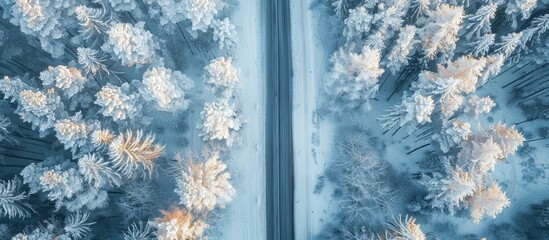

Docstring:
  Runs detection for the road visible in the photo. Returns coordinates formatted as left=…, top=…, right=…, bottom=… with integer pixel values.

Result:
left=265, top=0, right=294, bottom=239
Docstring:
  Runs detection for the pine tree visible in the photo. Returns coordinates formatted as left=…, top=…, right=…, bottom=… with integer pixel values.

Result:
left=198, top=99, right=244, bottom=147
left=386, top=25, right=418, bottom=74
left=182, top=0, right=225, bottom=33
left=0, top=177, right=33, bottom=219
left=0, top=0, right=78, bottom=57
left=54, top=112, right=92, bottom=155
left=124, top=221, right=155, bottom=240
left=77, top=47, right=111, bottom=76
left=63, top=211, right=94, bottom=239
left=469, top=33, right=495, bottom=57
left=154, top=207, right=208, bottom=240
left=479, top=54, right=505, bottom=85
left=486, top=123, right=524, bottom=156
left=464, top=95, right=495, bottom=117
left=40, top=65, right=86, bottom=98
left=91, top=128, right=115, bottom=151
left=464, top=4, right=497, bottom=40
left=174, top=149, right=235, bottom=212
left=140, top=67, right=194, bottom=112
left=326, top=46, right=384, bottom=108
left=108, top=130, right=165, bottom=178
left=458, top=137, right=503, bottom=175
left=103, top=22, right=157, bottom=66
left=419, top=4, right=464, bottom=59
left=0, top=76, right=29, bottom=102
left=343, top=6, right=372, bottom=40
left=16, top=88, right=64, bottom=134
left=204, top=57, right=239, bottom=97
left=212, top=18, right=238, bottom=50
left=434, top=120, right=472, bottom=153
left=411, top=93, right=435, bottom=124
left=78, top=153, right=122, bottom=189
left=468, top=182, right=510, bottom=223
left=75, top=5, right=110, bottom=39
left=494, top=32, right=522, bottom=58
left=421, top=168, right=476, bottom=215
left=95, top=83, right=142, bottom=121
left=386, top=215, right=426, bottom=240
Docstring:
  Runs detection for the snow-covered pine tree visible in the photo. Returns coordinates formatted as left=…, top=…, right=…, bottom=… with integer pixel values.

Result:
left=198, top=99, right=244, bottom=147
left=183, top=0, right=225, bottom=33
left=326, top=46, right=384, bottom=109
left=468, top=33, right=495, bottom=57
left=505, top=0, right=538, bottom=28
left=40, top=65, right=86, bottom=98
left=385, top=25, right=418, bottom=74
left=204, top=57, right=239, bottom=97
left=420, top=167, right=476, bottom=215
left=464, top=95, right=495, bottom=117
left=95, top=83, right=141, bottom=121
left=419, top=4, right=464, bottom=60
left=77, top=47, right=111, bottom=76
left=124, top=221, right=155, bottom=240
left=386, top=215, right=426, bottom=240
left=434, top=120, right=472, bottom=153
left=485, top=123, right=524, bottom=156
left=494, top=32, right=523, bottom=58
left=15, top=88, right=64, bottom=134
left=103, top=22, right=157, bottom=66
left=174, top=149, right=235, bottom=212
left=458, top=137, right=503, bottom=175
left=78, top=153, right=122, bottom=189
left=0, top=0, right=78, bottom=57
left=140, top=66, right=194, bottom=112
left=343, top=6, right=372, bottom=41
left=468, top=182, right=510, bottom=223
left=108, top=130, right=165, bottom=178
left=0, top=76, right=29, bottom=102
left=154, top=207, right=208, bottom=240
left=464, top=4, right=497, bottom=40
left=63, top=211, right=94, bottom=239
left=0, top=177, right=33, bottom=219
left=54, top=112, right=95, bottom=155
left=75, top=5, right=110, bottom=39
left=21, top=156, right=109, bottom=212
left=212, top=18, right=238, bottom=50
left=479, top=54, right=505, bottom=85
left=91, top=128, right=115, bottom=151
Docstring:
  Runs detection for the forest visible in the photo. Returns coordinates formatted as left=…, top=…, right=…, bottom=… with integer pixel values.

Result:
left=1, top=0, right=549, bottom=239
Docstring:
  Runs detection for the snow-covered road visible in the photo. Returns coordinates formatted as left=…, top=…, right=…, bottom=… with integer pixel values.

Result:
left=266, top=0, right=295, bottom=239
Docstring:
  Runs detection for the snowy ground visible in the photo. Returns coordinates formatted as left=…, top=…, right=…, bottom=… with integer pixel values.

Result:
left=217, top=0, right=266, bottom=238
left=291, top=0, right=337, bottom=238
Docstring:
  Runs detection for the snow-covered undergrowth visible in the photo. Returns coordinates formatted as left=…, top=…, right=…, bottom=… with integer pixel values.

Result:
left=0, top=0, right=246, bottom=238
left=310, top=0, right=549, bottom=239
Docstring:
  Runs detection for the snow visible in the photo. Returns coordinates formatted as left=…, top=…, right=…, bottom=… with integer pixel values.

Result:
left=216, top=0, right=266, bottom=238
left=291, top=2, right=549, bottom=239
left=291, top=0, right=337, bottom=238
